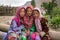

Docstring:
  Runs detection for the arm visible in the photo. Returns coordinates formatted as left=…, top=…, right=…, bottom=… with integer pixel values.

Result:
left=8, top=20, right=20, bottom=35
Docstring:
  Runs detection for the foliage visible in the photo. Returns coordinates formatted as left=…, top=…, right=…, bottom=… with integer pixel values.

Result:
left=31, top=0, right=35, bottom=7
left=50, top=17, right=60, bottom=29
left=41, top=0, right=57, bottom=15
left=41, top=0, right=60, bottom=29
left=52, top=7, right=60, bottom=16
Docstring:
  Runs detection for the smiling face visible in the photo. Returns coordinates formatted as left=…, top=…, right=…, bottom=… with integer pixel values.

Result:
left=26, top=8, right=32, bottom=16
left=33, top=10, right=39, bottom=18
left=20, top=8, right=25, bottom=17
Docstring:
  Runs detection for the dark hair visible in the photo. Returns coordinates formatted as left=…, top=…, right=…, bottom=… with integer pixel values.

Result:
left=40, top=18, right=49, bottom=33
left=33, top=9, right=39, bottom=15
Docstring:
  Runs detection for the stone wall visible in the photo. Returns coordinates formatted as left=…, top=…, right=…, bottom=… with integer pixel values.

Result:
left=0, top=6, right=17, bottom=16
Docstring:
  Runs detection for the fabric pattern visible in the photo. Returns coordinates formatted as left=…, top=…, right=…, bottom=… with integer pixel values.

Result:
left=23, top=16, right=33, bottom=29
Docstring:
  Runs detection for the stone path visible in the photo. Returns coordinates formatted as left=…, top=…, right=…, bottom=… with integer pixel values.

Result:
left=49, top=28, right=60, bottom=40
left=0, top=16, right=14, bottom=25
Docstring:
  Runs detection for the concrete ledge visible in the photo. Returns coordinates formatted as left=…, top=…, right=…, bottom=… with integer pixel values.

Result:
left=0, top=23, right=9, bottom=32
left=49, top=29, right=60, bottom=40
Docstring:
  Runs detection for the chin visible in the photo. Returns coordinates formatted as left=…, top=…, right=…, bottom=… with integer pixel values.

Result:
left=28, top=15, right=31, bottom=16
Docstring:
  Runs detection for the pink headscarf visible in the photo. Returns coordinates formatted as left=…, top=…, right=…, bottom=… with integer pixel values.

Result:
left=26, top=4, right=34, bottom=10
left=23, top=5, right=34, bottom=29
left=12, top=7, right=25, bottom=27
left=34, top=7, right=43, bottom=33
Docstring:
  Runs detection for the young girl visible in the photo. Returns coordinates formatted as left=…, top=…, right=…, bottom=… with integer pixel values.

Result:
left=33, top=8, right=50, bottom=40
left=33, top=8, right=43, bottom=33
left=23, top=5, right=37, bottom=40
left=23, top=5, right=33, bottom=29
left=8, top=7, right=26, bottom=40
left=32, top=8, right=43, bottom=40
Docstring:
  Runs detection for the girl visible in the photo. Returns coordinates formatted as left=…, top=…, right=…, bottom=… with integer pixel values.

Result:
left=23, top=5, right=36, bottom=40
left=33, top=8, right=43, bottom=33
left=32, top=8, right=43, bottom=40
left=33, top=8, right=50, bottom=40
left=23, top=5, right=33, bottom=29
left=8, top=7, right=26, bottom=40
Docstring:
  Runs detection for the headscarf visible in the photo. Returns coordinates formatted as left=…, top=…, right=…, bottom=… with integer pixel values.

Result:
left=12, top=7, right=25, bottom=27
left=23, top=5, right=34, bottom=29
left=26, top=4, right=33, bottom=10
left=34, top=7, right=43, bottom=33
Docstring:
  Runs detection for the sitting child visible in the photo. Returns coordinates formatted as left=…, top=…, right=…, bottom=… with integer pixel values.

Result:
left=31, top=7, right=43, bottom=40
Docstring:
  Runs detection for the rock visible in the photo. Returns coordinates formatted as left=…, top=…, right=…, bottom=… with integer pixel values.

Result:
left=0, top=23, right=10, bottom=32
left=49, top=29, right=60, bottom=40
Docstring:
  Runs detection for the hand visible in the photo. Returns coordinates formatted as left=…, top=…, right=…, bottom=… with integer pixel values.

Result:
left=16, top=34, right=19, bottom=38
left=8, top=35, right=15, bottom=40
left=25, top=29, right=30, bottom=35
left=35, top=32, right=39, bottom=35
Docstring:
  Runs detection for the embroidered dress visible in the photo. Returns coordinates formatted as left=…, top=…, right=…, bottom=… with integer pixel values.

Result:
left=7, top=7, right=25, bottom=40
left=8, top=20, right=24, bottom=40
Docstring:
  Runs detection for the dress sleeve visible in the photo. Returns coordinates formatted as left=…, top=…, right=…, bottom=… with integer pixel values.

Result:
left=8, top=20, right=20, bottom=35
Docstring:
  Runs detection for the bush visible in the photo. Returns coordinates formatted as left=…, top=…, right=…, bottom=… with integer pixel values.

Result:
left=31, top=0, right=35, bottom=7
left=52, top=7, right=60, bottom=17
left=41, top=0, right=57, bottom=15
left=50, top=17, right=60, bottom=29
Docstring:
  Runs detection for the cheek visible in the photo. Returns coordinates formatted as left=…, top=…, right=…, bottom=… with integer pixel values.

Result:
left=27, top=12, right=29, bottom=14
left=33, top=14, right=36, bottom=17
left=20, top=13, right=22, bottom=16
left=20, top=13, right=23, bottom=17
left=30, top=12, right=32, bottom=14
left=34, top=14, right=39, bottom=17
left=22, top=13, right=25, bottom=16
left=27, top=11, right=32, bottom=14
left=20, top=12, right=25, bottom=15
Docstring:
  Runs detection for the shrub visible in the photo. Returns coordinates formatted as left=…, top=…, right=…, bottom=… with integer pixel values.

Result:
left=31, top=0, right=35, bottom=7
left=50, top=17, right=60, bottom=29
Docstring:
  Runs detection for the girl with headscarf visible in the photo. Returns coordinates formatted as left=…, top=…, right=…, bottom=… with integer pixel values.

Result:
left=23, top=5, right=34, bottom=34
left=23, top=5, right=33, bottom=29
left=30, top=8, right=43, bottom=40
left=33, top=8, right=43, bottom=33
left=33, top=7, right=50, bottom=40
left=8, top=7, right=26, bottom=40
left=23, top=5, right=37, bottom=40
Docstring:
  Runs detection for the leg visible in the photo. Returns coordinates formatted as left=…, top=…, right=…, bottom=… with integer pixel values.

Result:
left=0, top=31, right=7, bottom=40
left=0, top=31, right=3, bottom=38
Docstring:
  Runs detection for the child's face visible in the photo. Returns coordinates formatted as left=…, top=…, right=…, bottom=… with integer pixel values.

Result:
left=33, top=11, right=39, bottom=18
left=20, top=8, right=25, bottom=17
left=27, top=8, right=32, bottom=16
